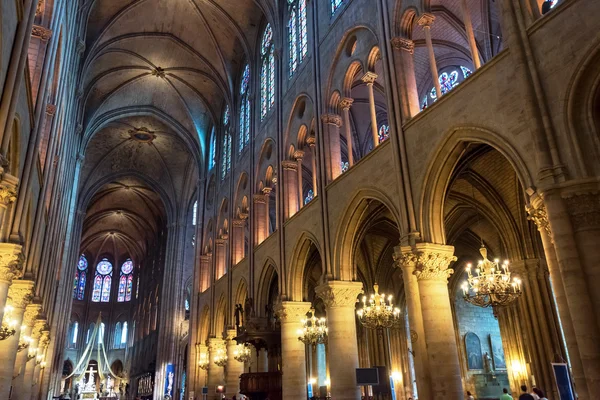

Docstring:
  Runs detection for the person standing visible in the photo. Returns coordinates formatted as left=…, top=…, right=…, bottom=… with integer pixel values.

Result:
left=519, top=385, right=535, bottom=400
left=500, top=388, right=513, bottom=400
left=533, top=388, right=548, bottom=400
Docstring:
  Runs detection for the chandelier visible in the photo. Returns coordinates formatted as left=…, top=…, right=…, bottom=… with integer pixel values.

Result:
left=462, top=246, right=522, bottom=308
left=27, top=347, right=38, bottom=361
left=35, top=355, right=44, bottom=366
left=198, top=352, right=209, bottom=370
left=17, top=335, right=33, bottom=352
left=213, top=347, right=228, bottom=367
left=0, top=306, right=18, bottom=340
left=233, top=344, right=252, bottom=364
left=297, top=308, right=327, bottom=346
left=356, top=284, right=402, bottom=329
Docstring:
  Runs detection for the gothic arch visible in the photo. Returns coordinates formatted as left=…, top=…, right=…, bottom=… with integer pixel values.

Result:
left=256, top=259, right=278, bottom=315
left=287, top=231, right=323, bottom=301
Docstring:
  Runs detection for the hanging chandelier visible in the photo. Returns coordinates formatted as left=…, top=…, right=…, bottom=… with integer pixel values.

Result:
left=0, top=306, right=18, bottom=340
left=356, top=284, right=402, bottom=329
left=17, top=335, right=33, bottom=352
left=233, top=344, right=252, bottom=364
left=462, top=246, right=522, bottom=308
left=213, top=347, right=228, bottom=367
left=297, top=308, right=328, bottom=346
left=198, top=352, right=209, bottom=370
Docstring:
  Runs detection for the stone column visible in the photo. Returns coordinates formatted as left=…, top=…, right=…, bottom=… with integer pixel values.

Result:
left=257, top=348, right=268, bottom=372
left=225, top=330, right=243, bottom=398
left=495, top=304, right=530, bottom=394
left=199, top=254, right=211, bottom=291
left=543, top=189, right=600, bottom=398
left=282, top=160, right=299, bottom=220
left=275, top=301, right=311, bottom=400
left=394, top=247, right=432, bottom=400
left=295, top=150, right=304, bottom=209
left=460, top=0, right=482, bottom=69
left=307, top=136, right=318, bottom=196
left=391, top=38, right=420, bottom=119
left=339, top=98, right=354, bottom=166
left=0, top=243, right=24, bottom=323
left=253, top=194, right=267, bottom=245
left=0, top=180, right=18, bottom=239
left=401, top=244, right=462, bottom=400
left=263, top=187, right=273, bottom=236
left=320, top=114, right=342, bottom=182
left=17, top=319, right=47, bottom=400
left=418, top=14, right=442, bottom=99
left=11, top=304, right=42, bottom=400
left=315, top=281, right=363, bottom=400
left=361, top=72, right=380, bottom=148
left=527, top=202, right=589, bottom=399
left=0, top=280, right=34, bottom=399
left=214, top=239, right=226, bottom=280
left=207, top=338, right=225, bottom=400
left=232, top=219, right=245, bottom=265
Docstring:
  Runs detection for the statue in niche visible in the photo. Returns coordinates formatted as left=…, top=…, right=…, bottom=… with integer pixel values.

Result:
left=484, top=352, right=494, bottom=373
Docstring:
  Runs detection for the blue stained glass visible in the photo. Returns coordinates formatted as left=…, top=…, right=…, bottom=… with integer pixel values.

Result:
left=341, top=161, right=349, bottom=173
left=126, top=275, right=133, bottom=302
left=73, top=271, right=79, bottom=299
left=378, top=125, right=390, bottom=143
left=261, top=24, right=275, bottom=119
left=96, top=259, right=113, bottom=275
left=304, top=189, right=314, bottom=205
left=261, top=25, right=273, bottom=56
left=78, top=255, right=88, bottom=271
left=289, top=8, right=298, bottom=75
left=239, top=64, right=250, bottom=152
left=331, top=0, right=344, bottom=15
left=118, top=275, right=126, bottom=302
left=240, top=65, right=250, bottom=95
left=421, top=66, right=472, bottom=111
left=78, top=271, right=86, bottom=300
left=121, top=259, right=134, bottom=274
left=92, top=275, right=102, bottom=302
left=101, top=275, right=111, bottom=302
left=299, top=0, right=307, bottom=58
left=185, top=298, right=190, bottom=311
left=209, top=129, right=216, bottom=169
left=223, top=105, right=230, bottom=126
left=460, top=66, right=472, bottom=79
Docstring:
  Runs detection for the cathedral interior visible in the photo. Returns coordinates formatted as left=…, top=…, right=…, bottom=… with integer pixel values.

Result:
left=0, top=0, right=599, bottom=399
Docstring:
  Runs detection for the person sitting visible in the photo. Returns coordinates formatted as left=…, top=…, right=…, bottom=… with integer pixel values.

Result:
left=519, top=385, right=535, bottom=400
left=500, top=388, right=514, bottom=400
left=541, top=0, right=554, bottom=14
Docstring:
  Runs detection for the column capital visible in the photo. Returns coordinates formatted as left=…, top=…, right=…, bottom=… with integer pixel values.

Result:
left=281, top=160, right=298, bottom=171
left=361, top=72, right=378, bottom=85
left=306, top=136, right=317, bottom=147
left=397, top=243, right=456, bottom=281
left=38, top=331, right=51, bottom=349
left=232, top=219, right=245, bottom=228
left=339, top=97, right=354, bottom=110
left=321, top=113, right=342, bottom=127
left=0, top=243, right=24, bottom=284
left=526, top=203, right=552, bottom=239
left=31, top=319, right=49, bottom=340
left=417, top=13, right=436, bottom=27
left=274, top=301, right=311, bottom=323
left=7, top=280, right=35, bottom=309
left=225, top=329, right=237, bottom=341
left=315, top=280, right=363, bottom=308
left=23, top=304, right=43, bottom=328
left=215, top=238, right=226, bottom=246
left=45, top=104, right=57, bottom=116
left=253, top=194, right=267, bottom=204
left=391, top=37, right=415, bottom=54
left=0, top=183, right=18, bottom=205
left=32, top=25, right=52, bottom=41
left=208, top=337, right=226, bottom=350
left=293, top=150, right=304, bottom=160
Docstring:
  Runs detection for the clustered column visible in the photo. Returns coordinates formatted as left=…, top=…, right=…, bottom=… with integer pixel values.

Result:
left=0, top=243, right=24, bottom=323
left=306, top=136, right=318, bottom=197
left=225, top=329, right=244, bottom=398
left=418, top=13, right=442, bottom=99
left=361, top=72, right=380, bottom=148
left=282, top=160, right=299, bottom=219
left=316, top=281, right=363, bottom=400
left=320, top=114, right=343, bottom=182
left=207, top=338, right=226, bottom=400
left=253, top=194, right=268, bottom=245
left=275, top=301, right=311, bottom=400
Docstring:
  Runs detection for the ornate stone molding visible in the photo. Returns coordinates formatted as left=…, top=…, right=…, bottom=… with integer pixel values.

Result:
left=0, top=243, right=25, bottom=284
left=253, top=194, right=266, bottom=204
left=417, top=13, right=436, bottom=28
left=38, top=331, right=51, bottom=349
left=339, top=97, right=354, bottom=110
left=232, top=219, right=245, bottom=228
left=293, top=150, right=304, bottom=161
left=208, top=338, right=226, bottom=352
left=321, top=113, right=342, bottom=127
left=391, top=37, right=415, bottom=54
left=281, top=160, right=298, bottom=171
left=45, top=104, right=57, bottom=116
left=398, top=244, right=456, bottom=282
left=152, top=67, right=166, bottom=78
left=306, top=136, right=316, bottom=147
left=564, top=192, right=600, bottom=230
left=31, top=319, right=49, bottom=340
left=526, top=203, right=552, bottom=239
left=0, top=183, right=18, bottom=205
left=315, top=281, right=363, bottom=308
left=7, top=280, right=35, bottom=309
left=361, top=72, right=378, bottom=85
left=23, top=304, right=43, bottom=328
left=274, top=301, right=311, bottom=323
left=32, top=25, right=52, bottom=41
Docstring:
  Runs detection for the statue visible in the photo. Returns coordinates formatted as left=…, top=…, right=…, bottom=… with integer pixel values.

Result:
left=235, top=304, right=243, bottom=328
left=483, top=352, right=494, bottom=373
left=244, top=298, right=254, bottom=319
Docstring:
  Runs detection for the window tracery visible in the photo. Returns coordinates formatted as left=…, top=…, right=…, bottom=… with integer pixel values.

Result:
left=260, top=24, right=275, bottom=119
left=92, top=258, right=113, bottom=303
left=288, top=0, right=307, bottom=76
left=421, top=66, right=472, bottom=110
left=118, top=259, right=134, bottom=302
left=73, top=254, right=87, bottom=300
left=239, top=64, right=251, bottom=152
left=222, top=105, right=232, bottom=178
left=209, top=127, right=216, bottom=170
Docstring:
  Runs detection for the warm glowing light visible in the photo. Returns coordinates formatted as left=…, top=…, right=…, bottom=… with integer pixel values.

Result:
left=390, top=371, right=402, bottom=381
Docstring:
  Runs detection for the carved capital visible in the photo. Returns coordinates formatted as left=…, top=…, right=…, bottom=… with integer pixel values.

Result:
left=281, top=160, right=298, bottom=171
left=526, top=203, right=552, bottom=239
left=306, top=136, right=317, bottom=147
left=391, top=37, right=415, bottom=54
left=31, top=319, right=49, bottom=340
left=274, top=301, right=311, bottom=323
left=7, top=280, right=35, bottom=309
left=339, top=97, right=354, bottom=110
left=253, top=194, right=266, bottom=204
left=208, top=338, right=226, bottom=352
left=315, top=281, right=363, bottom=308
left=38, top=331, right=51, bottom=349
left=564, top=192, right=600, bottom=230
left=32, top=25, right=52, bottom=41
left=0, top=183, right=18, bottom=205
left=399, top=243, right=456, bottom=282
left=23, top=304, right=43, bottom=327
left=45, top=104, right=56, bottom=116
left=293, top=150, right=304, bottom=161
left=417, top=13, right=435, bottom=28
left=232, top=219, right=245, bottom=228
left=0, top=243, right=25, bottom=283
left=36, top=0, right=45, bottom=16
left=321, top=113, right=342, bottom=127
left=361, top=72, right=378, bottom=85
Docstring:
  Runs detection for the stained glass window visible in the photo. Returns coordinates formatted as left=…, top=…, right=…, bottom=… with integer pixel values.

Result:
left=74, top=255, right=88, bottom=300
left=192, top=201, right=198, bottom=225
left=185, top=298, right=190, bottom=311
left=93, top=258, right=113, bottom=303
left=260, top=24, right=275, bottom=119
left=304, top=189, right=314, bottom=205
left=71, top=322, right=78, bottom=346
left=118, top=259, right=134, bottom=302
left=341, top=161, right=349, bottom=173
left=209, top=128, right=216, bottom=170
left=239, top=64, right=250, bottom=152
left=378, top=125, right=390, bottom=143
left=121, top=322, right=128, bottom=345
left=331, top=0, right=344, bottom=15
left=99, top=322, right=105, bottom=344
left=288, top=0, right=308, bottom=77
left=421, top=66, right=472, bottom=110
left=222, top=105, right=232, bottom=178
